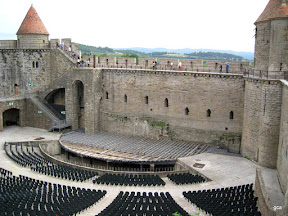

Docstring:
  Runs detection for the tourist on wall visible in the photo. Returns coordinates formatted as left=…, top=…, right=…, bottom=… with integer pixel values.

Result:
left=178, top=61, right=182, bottom=70
left=170, top=62, right=173, bottom=70
left=152, top=61, right=155, bottom=70
left=226, top=63, right=229, bottom=73
left=219, top=65, right=223, bottom=73
left=77, top=57, right=80, bottom=67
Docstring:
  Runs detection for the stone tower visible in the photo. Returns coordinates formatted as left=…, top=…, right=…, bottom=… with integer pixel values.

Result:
left=16, top=5, right=49, bottom=49
left=242, top=0, right=288, bottom=168
left=254, top=0, right=288, bottom=79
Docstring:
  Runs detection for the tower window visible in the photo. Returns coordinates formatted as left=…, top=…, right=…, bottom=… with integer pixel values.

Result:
left=124, top=94, right=127, bottom=103
left=185, top=107, right=189, bottom=115
left=207, top=109, right=211, bottom=117
left=32, top=61, right=35, bottom=68
left=280, top=63, right=283, bottom=71
left=145, top=96, right=149, bottom=104
left=164, top=98, right=169, bottom=107
left=36, top=61, right=39, bottom=68
left=230, top=111, right=234, bottom=120
left=105, top=91, right=109, bottom=99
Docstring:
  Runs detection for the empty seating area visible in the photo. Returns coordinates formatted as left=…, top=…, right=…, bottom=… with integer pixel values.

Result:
left=93, top=173, right=165, bottom=187
left=167, top=173, right=206, bottom=185
left=0, top=167, right=106, bottom=216
left=97, top=191, right=189, bottom=216
left=60, top=131, right=209, bottom=161
left=4, top=142, right=98, bottom=182
left=183, top=184, right=261, bottom=216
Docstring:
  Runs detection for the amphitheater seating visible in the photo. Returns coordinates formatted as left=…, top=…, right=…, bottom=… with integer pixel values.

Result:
left=93, top=173, right=165, bottom=186
left=0, top=167, right=106, bottom=216
left=60, top=131, right=209, bottom=161
left=183, top=184, right=261, bottom=216
left=167, top=172, right=206, bottom=185
left=5, top=142, right=98, bottom=182
left=97, top=191, right=189, bottom=216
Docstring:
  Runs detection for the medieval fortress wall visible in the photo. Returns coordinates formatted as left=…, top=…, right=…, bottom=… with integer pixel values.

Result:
left=0, top=2, right=288, bottom=212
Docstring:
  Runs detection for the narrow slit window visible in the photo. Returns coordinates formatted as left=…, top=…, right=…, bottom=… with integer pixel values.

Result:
left=124, top=94, right=127, bottom=103
left=106, top=91, right=109, bottom=99
left=32, top=61, right=35, bottom=68
left=207, top=109, right=211, bottom=117
left=145, top=96, right=149, bottom=104
left=230, top=111, right=234, bottom=120
left=36, top=61, right=39, bottom=68
left=185, top=107, right=189, bottom=115
left=165, top=98, right=169, bottom=107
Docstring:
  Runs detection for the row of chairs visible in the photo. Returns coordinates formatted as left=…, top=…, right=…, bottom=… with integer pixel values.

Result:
left=93, top=173, right=166, bottom=186
left=167, top=173, right=206, bottom=185
left=0, top=167, right=106, bottom=216
left=97, top=191, right=189, bottom=216
left=183, top=184, right=261, bottom=216
left=5, top=142, right=98, bottom=182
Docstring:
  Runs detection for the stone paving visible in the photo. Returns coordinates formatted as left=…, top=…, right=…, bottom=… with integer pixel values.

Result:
left=0, top=126, right=281, bottom=216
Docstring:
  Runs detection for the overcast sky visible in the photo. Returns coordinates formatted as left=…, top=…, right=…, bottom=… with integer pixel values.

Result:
left=0, top=0, right=269, bottom=52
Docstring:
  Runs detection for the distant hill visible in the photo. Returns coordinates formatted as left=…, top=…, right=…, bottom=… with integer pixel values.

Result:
left=116, top=47, right=254, bottom=60
left=74, top=42, right=254, bottom=61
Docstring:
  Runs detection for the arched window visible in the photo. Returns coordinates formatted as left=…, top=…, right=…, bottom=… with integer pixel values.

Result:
left=36, top=61, right=39, bottom=68
left=230, top=111, right=234, bottom=120
left=164, top=98, right=169, bottom=107
left=145, top=96, right=149, bottom=104
left=185, top=107, right=189, bottom=115
left=207, top=109, right=211, bottom=117
left=124, top=94, right=127, bottom=103
left=105, top=91, right=109, bottom=99
left=32, top=61, right=35, bottom=68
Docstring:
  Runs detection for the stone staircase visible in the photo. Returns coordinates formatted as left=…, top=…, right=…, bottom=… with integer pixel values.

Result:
left=30, top=96, right=72, bottom=131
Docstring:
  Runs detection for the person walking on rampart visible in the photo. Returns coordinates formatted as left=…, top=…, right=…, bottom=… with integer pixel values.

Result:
left=226, top=63, right=229, bottom=73
left=219, top=65, right=223, bottom=73
left=178, top=61, right=182, bottom=70
left=152, top=61, right=155, bottom=70
left=170, top=62, right=173, bottom=70
left=77, top=57, right=80, bottom=68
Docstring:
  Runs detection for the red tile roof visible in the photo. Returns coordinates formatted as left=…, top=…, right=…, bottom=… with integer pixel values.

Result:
left=17, top=6, right=49, bottom=35
left=256, top=0, right=288, bottom=23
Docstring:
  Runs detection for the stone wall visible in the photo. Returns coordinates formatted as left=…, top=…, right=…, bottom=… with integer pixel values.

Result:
left=255, top=168, right=277, bottom=216
left=0, top=40, right=17, bottom=49
left=242, top=78, right=282, bottom=168
left=0, top=98, right=52, bottom=131
left=17, top=34, right=49, bottom=49
left=0, top=49, right=51, bottom=97
left=100, top=69, right=244, bottom=150
left=278, top=80, right=288, bottom=194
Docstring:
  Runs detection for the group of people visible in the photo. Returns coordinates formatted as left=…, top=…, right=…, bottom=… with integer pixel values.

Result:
left=219, top=63, right=230, bottom=73
left=170, top=61, right=182, bottom=70
left=77, top=57, right=90, bottom=68
left=152, top=60, right=182, bottom=70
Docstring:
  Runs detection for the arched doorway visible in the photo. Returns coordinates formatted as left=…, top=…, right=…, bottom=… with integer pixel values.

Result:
left=45, top=88, right=66, bottom=120
left=3, top=108, right=20, bottom=127
left=72, top=80, right=85, bottom=130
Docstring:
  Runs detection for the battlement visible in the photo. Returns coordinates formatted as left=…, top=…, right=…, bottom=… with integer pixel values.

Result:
left=100, top=68, right=244, bottom=79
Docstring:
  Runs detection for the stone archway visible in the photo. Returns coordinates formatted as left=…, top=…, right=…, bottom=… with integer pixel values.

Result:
left=3, top=108, right=20, bottom=127
left=45, top=88, right=66, bottom=120
left=72, top=80, right=85, bottom=130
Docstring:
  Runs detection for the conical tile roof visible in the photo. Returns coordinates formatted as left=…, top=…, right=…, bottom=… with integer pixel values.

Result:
left=17, top=5, right=49, bottom=35
left=256, top=0, right=288, bottom=23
